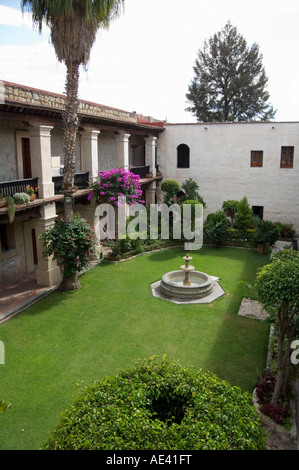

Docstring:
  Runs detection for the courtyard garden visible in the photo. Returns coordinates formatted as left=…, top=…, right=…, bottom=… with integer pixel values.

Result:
left=0, top=245, right=270, bottom=450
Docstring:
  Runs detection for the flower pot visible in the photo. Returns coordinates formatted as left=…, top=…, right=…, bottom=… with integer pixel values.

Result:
left=30, top=194, right=36, bottom=202
left=0, top=199, right=7, bottom=208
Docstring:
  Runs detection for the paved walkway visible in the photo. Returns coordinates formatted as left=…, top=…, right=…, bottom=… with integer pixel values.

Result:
left=0, top=271, right=55, bottom=324
left=0, top=247, right=112, bottom=324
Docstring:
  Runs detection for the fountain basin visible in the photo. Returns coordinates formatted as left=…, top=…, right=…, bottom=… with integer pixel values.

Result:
left=160, top=270, right=214, bottom=301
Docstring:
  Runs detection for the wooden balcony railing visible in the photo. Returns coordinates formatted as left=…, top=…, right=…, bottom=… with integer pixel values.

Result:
left=130, top=165, right=160, bottom=179
left=0, top=172, right=90, bottom=198
left=0, top=177, right=39, bottom=198
left=52, top=172, right=90, bottom=194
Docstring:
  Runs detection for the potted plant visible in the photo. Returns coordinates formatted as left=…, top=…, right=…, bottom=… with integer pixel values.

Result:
left=13, top=193, right=30, bottom=205
left=0, top=194, right=7, bottom=208
left=26, top=185, right=39, bottom=201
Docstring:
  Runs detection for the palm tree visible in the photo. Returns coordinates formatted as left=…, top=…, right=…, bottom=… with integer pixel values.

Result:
left=22, top=0, right=124, bottom=220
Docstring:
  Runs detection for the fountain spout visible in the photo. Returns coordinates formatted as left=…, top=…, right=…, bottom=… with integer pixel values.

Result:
left=180, top=254, right=194, bottom=286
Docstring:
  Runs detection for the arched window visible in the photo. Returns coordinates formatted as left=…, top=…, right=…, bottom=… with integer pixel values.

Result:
left=177, top=144, right=190, bottom=168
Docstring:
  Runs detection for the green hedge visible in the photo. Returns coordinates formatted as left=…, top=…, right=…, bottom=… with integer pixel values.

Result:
left=44, top=356, right=266, bottom=450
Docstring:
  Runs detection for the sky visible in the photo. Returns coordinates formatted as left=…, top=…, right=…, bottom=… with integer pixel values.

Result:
left=0, top=0, right=299, bottom=123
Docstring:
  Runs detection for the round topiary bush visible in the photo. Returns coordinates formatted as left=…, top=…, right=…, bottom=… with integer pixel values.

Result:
left=44, top=356, right=266, bottom=450
left=161, top=179, right=180, bottom=195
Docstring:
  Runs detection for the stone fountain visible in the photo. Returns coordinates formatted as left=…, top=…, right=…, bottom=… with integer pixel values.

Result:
left=151, top=254, right=225, bottom=304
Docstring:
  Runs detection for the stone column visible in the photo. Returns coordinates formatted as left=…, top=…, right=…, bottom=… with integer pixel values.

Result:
left=115, top=133, right=130, bottom=169
left=145, top=136, right=157, bottom=176
left=145, top=181, right=157, bottom=206
left=29, top=125, right=54, bottom=198
left=80, top=129, right=100, bottom=180
left=34, top=204, right=61, bottom=287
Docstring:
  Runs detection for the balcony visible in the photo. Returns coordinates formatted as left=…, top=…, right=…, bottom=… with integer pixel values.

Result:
left=52, top=172, right=90, bottom=194
left=0, top=172, right=90, bottom=198
left=0, top=177, right=39, bottom=198
left=130, top=165, right=161, bottom=179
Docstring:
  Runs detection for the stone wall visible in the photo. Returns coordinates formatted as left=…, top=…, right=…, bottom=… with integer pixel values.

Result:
left=158, top=122, right=299, bottom=233
left=4, top=81, right=137, bottom=124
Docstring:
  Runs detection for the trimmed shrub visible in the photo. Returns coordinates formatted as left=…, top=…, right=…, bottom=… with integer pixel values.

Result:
left=44, top=356, right=266, bottom=450
left=161, top=179, right=180, bottom=205
left=235, top=197, right=253, bottom=231
left=204, top=210, right=229, bottom=245
left=161, top=179, right=180, bottom=194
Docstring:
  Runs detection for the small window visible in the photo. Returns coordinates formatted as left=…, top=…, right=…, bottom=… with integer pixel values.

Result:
left=251, top=151, right=263, bottom=167
left=177, top=144, right=190, bottom=168
left=281, top=146, right=294, bottom=168
left=252, top=206, right=264, bottom=220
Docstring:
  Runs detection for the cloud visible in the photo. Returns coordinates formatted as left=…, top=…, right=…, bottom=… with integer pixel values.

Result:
left=0, top=5, right=50, bottom=34
left=0, top=5, right=33, bottom=28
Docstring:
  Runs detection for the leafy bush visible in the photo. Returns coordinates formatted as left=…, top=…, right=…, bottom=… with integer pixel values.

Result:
left=40, top=214, right=98, bottom=277
left=260, top=403, right=289, bottom=424
left=161, top=179, right=180, bottom=194
left=255, top=371, right=289, bottom=424
left=204, top=210, right=229, bottom=245
left=253, top=220, right=280, bottom=246
left=181, top=178, right=206, bottom=207
left=161, top=179, right=180, bottom=205
left=13, top=192, right=30, bottom=205
left=273, top=222, right=295, bottom=240
left=44, top=356, right=266, bottom=450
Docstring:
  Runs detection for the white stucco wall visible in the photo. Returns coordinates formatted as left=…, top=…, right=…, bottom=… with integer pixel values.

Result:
left=158, top=122, right=299, bottom=233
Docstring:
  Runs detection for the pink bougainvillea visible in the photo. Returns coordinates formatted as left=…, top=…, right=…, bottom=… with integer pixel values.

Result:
left=88, top=168, right=145, bottom=206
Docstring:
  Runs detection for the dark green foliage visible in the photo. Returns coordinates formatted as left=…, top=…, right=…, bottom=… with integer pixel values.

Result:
left=255, top=371, right=289, bottom=424
left=161, top=179, right=180, bottom=205
left=186, top=21, right=276, bottom=122
left=181, top=178, right=206, bottom=207
left=255, top=250, right=299, bottom=403
left=253, top=220, right=280, bottom=247
left=204, top=210, right=228, bottom=245
left=161, top=179, right=180, bottom=194
left=235, top=197, right=253, bottom=231
left=39, top=213, right=98, bottom=277
left=44, top=356, right=266, bottom=450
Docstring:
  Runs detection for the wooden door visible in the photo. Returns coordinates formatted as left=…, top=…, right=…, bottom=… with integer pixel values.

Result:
left=22, top=138, right=32, bottom=178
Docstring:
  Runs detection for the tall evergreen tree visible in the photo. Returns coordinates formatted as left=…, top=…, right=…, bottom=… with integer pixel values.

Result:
left=186, top=21, right=276, bottom=122
left=22, top=0, right=124, bottom=220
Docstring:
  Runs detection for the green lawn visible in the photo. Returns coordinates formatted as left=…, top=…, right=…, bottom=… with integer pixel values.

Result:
left=0, top=246, right=270, bottom=450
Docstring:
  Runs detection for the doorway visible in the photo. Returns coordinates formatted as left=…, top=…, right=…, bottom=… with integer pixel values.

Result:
left=22, top=137, right=32, bottom=178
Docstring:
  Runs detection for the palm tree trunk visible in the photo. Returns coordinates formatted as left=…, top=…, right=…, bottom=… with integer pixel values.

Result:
left=63, top=61, right=80, bottom=221
left=59, top=271, right=81, bottom=291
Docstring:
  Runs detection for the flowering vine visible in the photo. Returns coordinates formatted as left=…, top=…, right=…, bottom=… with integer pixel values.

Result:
left=88, top=168, right=145, bottom=206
